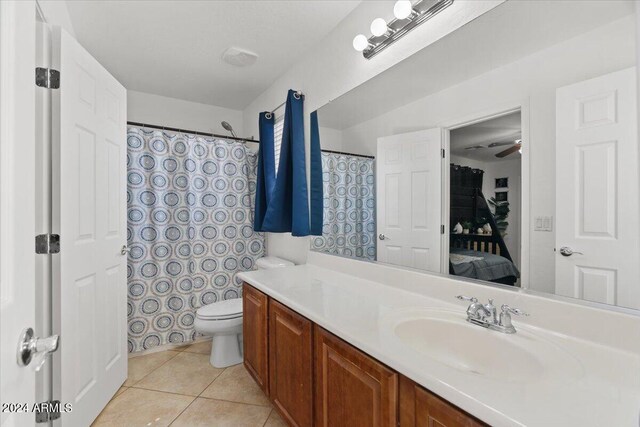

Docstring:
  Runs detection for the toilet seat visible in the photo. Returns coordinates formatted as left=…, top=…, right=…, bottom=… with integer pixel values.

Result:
left=196, top=298, right=242, bottom=321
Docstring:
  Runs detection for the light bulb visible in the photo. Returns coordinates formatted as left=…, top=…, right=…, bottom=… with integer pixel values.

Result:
left=352, top=34, right=369, bottom=52
left=370, top=18, right=388, bottom=37
left=393, top=1, right=413, bottom=20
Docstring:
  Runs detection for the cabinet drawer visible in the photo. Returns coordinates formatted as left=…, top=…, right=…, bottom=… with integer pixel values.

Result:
left=269, top=299, right=313, bottom=427
left=242, top=284, right=269, bottom=394
left=399, top=376, right=486, bottom=427
left=314, top=326, right=398, bottom=427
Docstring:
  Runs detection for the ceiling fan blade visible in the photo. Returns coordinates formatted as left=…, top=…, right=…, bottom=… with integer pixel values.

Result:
left=495, top=143, right=521, bottom=158
left=487, top=141, right=514, bottom=148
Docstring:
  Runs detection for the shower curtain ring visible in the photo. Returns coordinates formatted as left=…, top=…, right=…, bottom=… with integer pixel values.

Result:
left=265, top=112, right=273, bottom=119
left=293, top=92, right=301, bottom=100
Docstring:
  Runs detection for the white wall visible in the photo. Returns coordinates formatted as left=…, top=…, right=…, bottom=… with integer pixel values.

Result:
left=337, top=16, right=635, bottom=293
left=318, top=126, right=343, bottom=152
left=127, top=90, right=245, bottom=138
left=243, top=1, right=503, bottom=265
left=482, top=158, right=521, bottom=271
left=37, top=0, right=76, bottom=37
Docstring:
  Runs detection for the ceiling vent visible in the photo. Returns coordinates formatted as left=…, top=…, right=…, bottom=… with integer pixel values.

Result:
left=222, top=47, right=258, bottom=67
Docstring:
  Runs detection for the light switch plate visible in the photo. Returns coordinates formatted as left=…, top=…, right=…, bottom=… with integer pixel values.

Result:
left=534, top=216, right=553, bottom=231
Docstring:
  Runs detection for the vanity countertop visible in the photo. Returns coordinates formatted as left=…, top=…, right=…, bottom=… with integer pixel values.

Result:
left=238, top=263, right=640, bottom=427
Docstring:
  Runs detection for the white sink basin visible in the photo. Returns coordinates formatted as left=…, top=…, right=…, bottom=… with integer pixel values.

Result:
left=388, top=309, right=583, bottom=383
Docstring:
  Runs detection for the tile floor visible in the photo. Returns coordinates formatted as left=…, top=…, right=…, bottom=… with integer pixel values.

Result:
left=92, top=340, right=287, bottom=427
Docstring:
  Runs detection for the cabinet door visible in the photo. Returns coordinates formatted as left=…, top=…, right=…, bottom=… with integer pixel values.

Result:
left=315, top=326, right=398, bottom=427
left=269, top=299, right=313, bottom=427
left=399, top=376, right=486, bottom=427
left=243, top=284, right=269, bottom=394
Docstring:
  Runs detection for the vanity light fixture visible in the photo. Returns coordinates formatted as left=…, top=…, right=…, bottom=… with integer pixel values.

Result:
left=394, top=0, right=414, bottom=20
left=370, top=18, right=388, bottom=37
left=355, top=0, right=454, bottom=60
left=352, top=34, right=370, bottom=52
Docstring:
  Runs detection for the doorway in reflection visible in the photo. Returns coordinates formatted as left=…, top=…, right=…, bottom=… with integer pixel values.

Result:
left=448, top=112, right=522, bottom=287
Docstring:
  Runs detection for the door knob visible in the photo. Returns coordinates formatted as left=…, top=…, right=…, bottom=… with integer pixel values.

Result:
left=378, top=233, right=390, bottom=241
left=17, top=327, right=59, bottom=372
left=559, top=246, right=583, bottom=257
left=121, top=245, right=131, bottom=256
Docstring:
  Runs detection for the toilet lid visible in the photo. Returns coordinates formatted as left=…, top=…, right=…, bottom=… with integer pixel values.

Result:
left=196, top=298, right=243, bottom=320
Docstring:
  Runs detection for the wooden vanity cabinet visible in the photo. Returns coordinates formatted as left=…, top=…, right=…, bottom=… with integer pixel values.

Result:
left=399, top=376, right=486, bottom=427
left=242, top=283, right=486, bottom=427
left=314, top=325, right=398, bottom=427
left=242, top=284, right=269, bottom=394
left=268, top=299, right=314, bottom=427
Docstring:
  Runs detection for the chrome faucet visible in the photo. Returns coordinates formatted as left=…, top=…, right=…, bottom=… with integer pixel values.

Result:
left=456, top=295, right=529, bottom=334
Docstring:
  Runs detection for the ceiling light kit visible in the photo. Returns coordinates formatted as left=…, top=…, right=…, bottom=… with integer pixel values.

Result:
left=353, top=0, right=454, bottom=59
left=221, top=47, right=259, bottom=67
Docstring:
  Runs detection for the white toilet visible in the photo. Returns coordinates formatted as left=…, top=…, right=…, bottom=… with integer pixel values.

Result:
left=194, top=256, right=294, bottom=368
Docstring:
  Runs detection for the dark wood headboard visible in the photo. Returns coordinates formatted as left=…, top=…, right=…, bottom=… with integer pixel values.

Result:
left=450, top=233, right=502, bottom=256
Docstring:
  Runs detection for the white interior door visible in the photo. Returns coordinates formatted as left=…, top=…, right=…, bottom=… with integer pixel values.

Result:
left=0, top=2, right=37, bottom=425
left=555, top=67, right=639, bottom=310
left=51, top=26, right=127, bottom=426
left=376, top=128, right=442, bottom=272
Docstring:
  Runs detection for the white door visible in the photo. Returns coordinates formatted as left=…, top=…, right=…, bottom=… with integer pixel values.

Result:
left=376, top=128, right=442, bottom=272
left=51, top=26, right=128, bottom=426
left=556, top=67, right=639, bottom=310
left=0, top=2, right=37, bottom=425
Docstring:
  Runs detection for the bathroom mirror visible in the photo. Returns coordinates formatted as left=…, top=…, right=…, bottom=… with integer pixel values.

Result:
left=311, top=0, right=640, bottom=311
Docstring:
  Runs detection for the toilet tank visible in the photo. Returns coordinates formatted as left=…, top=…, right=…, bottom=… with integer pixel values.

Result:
left=256, top=256, right=294, bottom=270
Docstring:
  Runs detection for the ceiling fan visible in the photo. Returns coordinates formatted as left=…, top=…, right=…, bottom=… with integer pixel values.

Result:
left=485, top=139, right=522, bottom=158
left=463, top=138, right=522, bottom=158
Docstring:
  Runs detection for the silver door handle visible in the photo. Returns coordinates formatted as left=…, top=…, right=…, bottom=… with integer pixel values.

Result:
left=559, top=246, right=583, bottom=256
left=121, top=245, right=130, bottom=256
left=17, top=327, right=59, bottom=372
left=378, top=233, right=390, bottom=241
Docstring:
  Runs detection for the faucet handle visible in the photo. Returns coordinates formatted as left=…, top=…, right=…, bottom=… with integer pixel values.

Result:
left=501, top=304, right=529, bottom=316
left=456, top=295, right=478, bottom=303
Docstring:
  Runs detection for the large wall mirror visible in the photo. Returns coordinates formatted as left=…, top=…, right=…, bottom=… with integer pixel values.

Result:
left=310, top=0, right=639, bottom=311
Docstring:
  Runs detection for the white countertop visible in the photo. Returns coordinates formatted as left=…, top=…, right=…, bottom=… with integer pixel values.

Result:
left=238, top=263, right=640, bottom=427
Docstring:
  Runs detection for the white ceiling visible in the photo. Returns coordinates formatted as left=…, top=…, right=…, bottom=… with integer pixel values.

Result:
left=319, top=0, right=635, bottom=130
left=66, top=1, right=361, bottom=110
left=450, top=112, right=521, bottom=162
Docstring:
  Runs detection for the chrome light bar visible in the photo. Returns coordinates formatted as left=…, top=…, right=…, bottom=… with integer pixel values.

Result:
left=363, top=0, right=454, bottom=60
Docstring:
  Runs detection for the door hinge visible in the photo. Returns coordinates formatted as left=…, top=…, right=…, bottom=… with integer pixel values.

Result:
left=441, top=148, right=445, bottom=158
left=441, top=224, right=445, bottom=234
left=35, top=67, right=60, bottom=89
left=35, top=234, right=60, bottom=254
left=35, top=400, right=61, bottom=423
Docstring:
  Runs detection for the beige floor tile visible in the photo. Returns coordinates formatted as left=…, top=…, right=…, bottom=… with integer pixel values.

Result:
left=264, top=409, right=288, bottom=427
left=172, top=343, right=192, bottom=352
left=114, top=386, right=128, bottom=397
left=124, top=350, right=179, bottom=386
left=92, top=387, right=193, bottom=427
left=181, top=340, right=212, bottom=354
left=171, top=398, right=271, bottom=427
left=134, top=352, right=224, bottom=396
left=201, top=364, right=270, bottom=406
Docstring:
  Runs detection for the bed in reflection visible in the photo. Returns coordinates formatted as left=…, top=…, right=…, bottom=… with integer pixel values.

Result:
left=449, top=164, right=519, bottom=286
left=449, top=247, right=519, bottom=286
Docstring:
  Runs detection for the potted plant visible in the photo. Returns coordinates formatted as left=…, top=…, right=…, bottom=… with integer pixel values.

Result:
left=461, top=221, right=473, bottom=235
left=487, top=197, right=510, bottom=236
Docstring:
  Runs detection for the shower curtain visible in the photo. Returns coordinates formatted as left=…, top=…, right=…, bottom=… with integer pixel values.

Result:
left=311, top=152, right=376, bottom=260
left=126, top=127, right=264, bottom=352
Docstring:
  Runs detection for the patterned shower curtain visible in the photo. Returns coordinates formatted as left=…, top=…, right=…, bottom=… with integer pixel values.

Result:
left=311, top=152, right=376, bottom=260
left=126, top=127, right=264, bottom=353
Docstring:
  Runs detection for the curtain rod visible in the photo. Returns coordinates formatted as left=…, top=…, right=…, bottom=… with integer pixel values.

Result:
left=127, top=121, right=260, bottom=144
left=266, top=90, right=304, bottom=118
left=321, top=149, right=375, bottom=160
